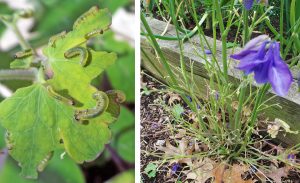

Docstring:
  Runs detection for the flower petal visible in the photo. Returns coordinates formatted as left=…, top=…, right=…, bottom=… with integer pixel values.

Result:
left=231, top=49, right=256, bottom=60
left=268, top=42, right=293, bottom=96
left=243, top=34, right=269, bottom=51
left=235, top=41, right=268, bottom=74
left=253, top=61, right=270, bottom=83
left=243, top=0, right=255, bottom=10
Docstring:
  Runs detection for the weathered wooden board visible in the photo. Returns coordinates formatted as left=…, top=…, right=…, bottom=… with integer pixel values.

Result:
left=141, top=17, right=300, bottom=145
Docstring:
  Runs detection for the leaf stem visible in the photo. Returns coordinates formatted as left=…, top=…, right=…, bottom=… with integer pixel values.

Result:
left=0, top=68, right=37, bottom=81
left=9, top=23, right=31, bottom=50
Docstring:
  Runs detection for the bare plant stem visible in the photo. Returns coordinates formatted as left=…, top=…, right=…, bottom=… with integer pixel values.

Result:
left=9, top=23, right=31, bottom=50
left=0, top=68, right=37, bottom=80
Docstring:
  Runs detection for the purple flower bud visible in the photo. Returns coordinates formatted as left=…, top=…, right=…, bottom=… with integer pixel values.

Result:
left=287, top=154, right=296, bottom=163
left=243, top=0, right=262, bottom=10
left=171, top=163, right=180, bottom=175
left=215, top=92, right=219, bottom=100
left=231, top=36, right=293, bottom=96
left=186, top=95, right=192, bottom=102
left=205, top=49, right=212, bottom=55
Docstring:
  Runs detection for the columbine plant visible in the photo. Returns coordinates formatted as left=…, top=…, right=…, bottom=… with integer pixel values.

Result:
left=141, top=0, right=300, bottom=180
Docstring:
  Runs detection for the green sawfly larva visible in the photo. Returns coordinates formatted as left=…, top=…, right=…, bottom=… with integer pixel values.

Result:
left=84, top=29, right=106, bottom=39
left=46, top=85, right=74, bottom=105
left=75, top=91, right=109, bottom=120
left=14, top=49, right=33, bottom=59
left=5, top=132, right=14, bottom=151
left=37, top=151, right=53, bottom=172
left=49, top=31, right=66, bottom=48
left=73, top=6, right=98, bottom=29
left=64, top=47, right=88, bottom=66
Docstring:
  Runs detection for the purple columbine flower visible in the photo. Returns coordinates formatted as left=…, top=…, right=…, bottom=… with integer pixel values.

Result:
left=243, top=0, right=268, bottom=10
left=230, top=35, right=293, bottom=96
left=243, top=0, right=258, bottom=10
left=171, top=163, right=180, bottom=175
left=205, top=49, right=212, bottom=55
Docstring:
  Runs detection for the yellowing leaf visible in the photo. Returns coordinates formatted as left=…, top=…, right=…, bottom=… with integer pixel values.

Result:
left=0, top=84, right=117, bottom=178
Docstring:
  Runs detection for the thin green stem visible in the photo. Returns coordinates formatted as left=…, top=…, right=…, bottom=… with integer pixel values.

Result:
left=214, top=0, right=228, bottom=81
left=9, top=23, right=31, bottom=50
left=0, top=68, right=37, bottom=81
left=280, top=0, right=284, bottom=53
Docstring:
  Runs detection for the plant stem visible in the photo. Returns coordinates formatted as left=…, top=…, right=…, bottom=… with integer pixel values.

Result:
left=9, top=23, right=31, bottom=50
left=233, top=8, right=249, bottom=134
left=0, top=68, right=37, bottom=81
left=141, top=13, right=178, bottom=87
left=214, top=0, right=228, bottom=81
left=280, top=0, right=284, bottom=53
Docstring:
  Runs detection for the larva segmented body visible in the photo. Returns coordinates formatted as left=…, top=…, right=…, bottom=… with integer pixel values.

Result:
left=5, top=132, right=14, bottom=151
left=73, top=6, right=98, bottom=29
left=14, top=49, right=33, bottom=59
left=84, top=29, right=104, bottom=39
left=64, top=47, right=88, bottom=66
left=37, top=152, right=53, bottom=172
left=75, top=91, right=109, bottom=120
left=46, top=86, right=74, bottom=106
left=49, top=31, right=66, bottom=48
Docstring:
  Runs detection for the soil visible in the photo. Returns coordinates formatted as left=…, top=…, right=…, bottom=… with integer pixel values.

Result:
left=140, top=70, right=300, bottom=183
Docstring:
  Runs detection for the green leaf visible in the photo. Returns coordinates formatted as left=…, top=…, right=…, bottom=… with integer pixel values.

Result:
left=43, top=7, right=112, bottom=58
left=47, top=49, right=117, bottom=108
left=144, top=163, right=157, bottom=178
left=110, top=107, right=134, bottom=163
left=0, top=152, right=85, bottom=183
left=10, top=56, right=33, bottom=69
left=104, top=169, right=134, bottom=183
left=43, top=6, right=116, bottom=108
left=0, top=84, right=115, bottom=178
left=172, top=104, right=184, bottom=119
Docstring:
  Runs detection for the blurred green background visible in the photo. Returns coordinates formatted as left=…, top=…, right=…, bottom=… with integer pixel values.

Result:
left=0, top=0, right=135, bottom=182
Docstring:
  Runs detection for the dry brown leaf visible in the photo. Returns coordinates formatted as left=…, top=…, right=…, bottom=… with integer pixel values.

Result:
left=156, top=138, right=192, bottom=165
left=166, top=92, right=182, bottom=105
left=188, top=112, right=199, bottom=123
left=213, top=163, right=226, bottom=183
left=170, top=129, right=186, bottom=139
left=185, top=158, right=215, bottom=183
left=265, top=167, right=290, bottom=183
left=221, top=164, right=253, bottom=183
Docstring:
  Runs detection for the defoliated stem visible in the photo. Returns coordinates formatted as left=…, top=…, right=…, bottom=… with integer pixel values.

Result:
left=9, top=23, right=31, bottom=50
left=0, top=68, right=37, bottom=81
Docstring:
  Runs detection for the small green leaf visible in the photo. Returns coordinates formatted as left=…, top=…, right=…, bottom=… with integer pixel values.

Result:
left=144, top=163, right=157, bottom=178
left=10, top=56, right=33, bottom=69
left=172, top=104, right=184, bottom=119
